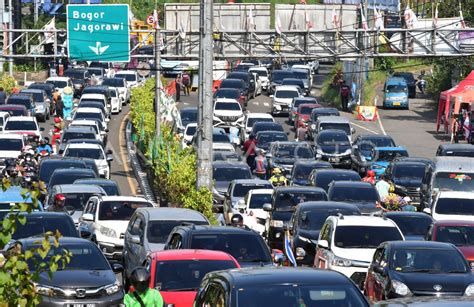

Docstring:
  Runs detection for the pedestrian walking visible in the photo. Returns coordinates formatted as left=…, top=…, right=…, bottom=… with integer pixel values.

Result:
left=340, top=80, right=350, bottom=111
left=243, top=135, right=257, bottom=171
left=254, top=149, right=268, bottom=179
left=0, top=87, right=7, bottom=104
left=175, top=74, right=182, bottom=102
left=55, top=93, right=64, bottom=119
left=182, top=72, right=191, bottom=96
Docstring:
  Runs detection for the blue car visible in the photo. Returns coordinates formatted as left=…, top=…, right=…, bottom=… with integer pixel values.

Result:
left=383, top=77, right=409, bottom=109
left=0, top=186, right=44, bottom=219
left=368, top=147, right=409, bottom=177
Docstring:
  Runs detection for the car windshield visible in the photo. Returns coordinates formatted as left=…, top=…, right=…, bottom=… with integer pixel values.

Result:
left=334, top=226, right=403, bottom=248
left=299, top=209, right=358, bottom=230
left=435, top=198, right=474, bottom=216
left=258, top=133, right=288, bottom=144
left=295, top=99, right=316, bottom=109
left=320, top=123, right=350, bottom=135
left=293, top=165, right=325, bottom=181
left=185, top=126, right=197, bottom=136
left=233, top=183, right=270, bottom=197
left=215, top=102, right=240, bottom=111
left=118, top=74, right=136, bottom=82
left=28, top=243, right=109, bottom=271
left=102, top=79, right=124, bottom=87
left=275, top=191, right=327, bottom=211
left=13, top=216, right=77, bottom=239
left=433, top=172, right=474, bottom=192
left=374, top=150, right=408, bottom=162
left=0, top=139, right=23, bottom=151
left=273, top=71, right=294, bottom=82
left=300, top=106, right=314, bottom=115
left=250, top=70, right=267, bottom=77
left=147, top=220, right=208, bottom=244
left=213, top=167, right=251, bottom=182
left=46, top=80, right=67, bottom=88
left=62, top=132, right=95, bottom=143
left=64, top=148, right=104, bottom=160
left=22, top=92, right=43, bottom=102
left=293, top=71, right=309, bottom=79
left=247, top=118, right=273, bottom=128
left=221, top=80, right=241, bottom=89
left=181, top=110, right=197, bottom=123
left=49, top=171, right=96, bottom=186
left=387, top=215, right=433, bottom=237
left=99, top=185, right=119, bottom=196
left=63, top=193, right=98, bottom=210
left=393, top=73, right=415, bottom=82
left=215, top=89, right=239, bottom=99
left=213, top=133, right=229, bottom=143
left=98, top=201, right=151, bottom=220
left=29, top=85, right=52, bottom=96
left=5, top=121, right=36, bottom=131
left=65, top=71, right=86, bottom=80
left=249, top=193, right=272, bottom=209
left=318, top=133, right=350, bottom=146
left=311, top=111, right=338, bottom=121
left=154, top=260, right=237, bottom=291
left=254, top=124, right=283, bottom=134
left=435, top=225, right=474, bottom=246
left=330, top=186, right=378, bottom=203
left=393, top=165, right=426, bottom=180
left=282, top=80, right=303, bottom=87
left=316, top=173, right=361, bottom=191
left=390, top=248, right=468, bottom=273
left=191, top=233, right=269, bottom=263
left=0, top=108, right=25, bottom=116
left=71, top=124, right=99, bottom=135
left=7, top=98, right=31, bottom=108
left=87, top=68, right=104, bottom=76
left=361, top=137, right=395, bottom=148
left=274, top=145, right=313, bottom=159
left=387, top=85, right=407, bottom=93
left=237, top=284, right=367, bottom=307
left=74, top=112, right=103, bottom=121
left=39, top=161, right=86, bottom=183
left=441, top=150, right=474, bottom=157
left=275, top=90, right=299, bottom=99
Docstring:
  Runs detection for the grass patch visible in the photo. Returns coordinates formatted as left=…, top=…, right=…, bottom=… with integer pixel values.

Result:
left=363, top=70, right=387, bottom=106
left=321, top=62, right=343, bottom=108
left=392, top=59, right=432, bottom=73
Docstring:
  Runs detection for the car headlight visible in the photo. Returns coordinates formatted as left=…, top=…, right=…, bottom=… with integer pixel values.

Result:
left=465, top=283, right=474, bottom=296
left=270, top=220, right=284, bottom=227
left=331, top=256, right=352, bottom=267
left=311, top=124, right=316, bottom=130
left=296, top=247, right=306, bottom=257
left=100, top=225, right=117, bottom=238
left=34, top=283, right=54, bottom=296
left=105, top=281, right=121, bottom=295
left=391, top=280, right=412, bottom=296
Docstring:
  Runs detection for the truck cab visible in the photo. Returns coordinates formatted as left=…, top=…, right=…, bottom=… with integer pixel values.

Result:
left=383, top=77, right=409, bottom=109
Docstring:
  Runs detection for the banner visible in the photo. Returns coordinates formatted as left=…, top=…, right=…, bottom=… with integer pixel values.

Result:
left=356, top=105, right=378, bottom=121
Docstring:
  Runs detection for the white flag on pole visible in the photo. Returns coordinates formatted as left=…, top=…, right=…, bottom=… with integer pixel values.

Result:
left=276, top=13, right=282, bottom=35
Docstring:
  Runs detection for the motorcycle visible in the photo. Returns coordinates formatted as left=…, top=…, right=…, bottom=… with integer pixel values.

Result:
left=418, top=79, right=427, bottom=94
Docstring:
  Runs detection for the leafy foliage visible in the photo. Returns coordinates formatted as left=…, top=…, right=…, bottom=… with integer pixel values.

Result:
left=0, top=74, right=17, bottom=94
left=0, top=180, right=71, bottom=306
left=321, top=62, right=343, bottom=108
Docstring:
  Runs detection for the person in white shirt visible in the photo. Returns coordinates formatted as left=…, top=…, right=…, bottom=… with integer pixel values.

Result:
left=375, top=174, right=391, bottom=201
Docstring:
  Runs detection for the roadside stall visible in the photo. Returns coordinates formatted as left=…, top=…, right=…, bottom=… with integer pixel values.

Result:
left=449, top=89, right=474, bottom=143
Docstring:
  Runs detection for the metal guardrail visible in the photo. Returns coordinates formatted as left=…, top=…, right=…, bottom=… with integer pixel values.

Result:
left=125, top=119, right=158, bottom=206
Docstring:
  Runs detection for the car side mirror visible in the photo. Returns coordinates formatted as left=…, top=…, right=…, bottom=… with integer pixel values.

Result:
left=82, top=213, right=94, bottom=222
left=318, top=239, right=329, bottom=249
left=351, top=127, right=356, bottom=134
left=423, top=208, right=431, bottom=215
left=263, top=203, right=272, bottom=212
left=373, top=264, right=386, bottom=275
left=130, top=235, right=141, bottom=244
left=111, top=262, right=124, bottom=273
left=269, top=95, right=274, bottom=98
left=236, top=199, right=246, bottom=211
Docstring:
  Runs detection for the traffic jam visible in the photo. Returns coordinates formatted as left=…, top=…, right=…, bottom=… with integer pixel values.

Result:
left=1, top=61, right=474, bottom=306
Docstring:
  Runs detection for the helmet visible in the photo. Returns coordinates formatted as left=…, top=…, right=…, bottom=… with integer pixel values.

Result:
left=130, top=267, right=150, bottom=293
left=273, top=168, right=282, bottom=174
left=367, top=170, right=375, bottom=177
left=54, top=194, right=66, bottom=203
left=231, top=214, right=244, bottom=226
left=54, top=117, right=61, bottom=124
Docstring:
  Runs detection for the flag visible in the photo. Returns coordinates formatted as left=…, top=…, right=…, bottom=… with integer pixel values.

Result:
left=433, top=3, right=439, bottom=28
left=460, top=2, right=466, bottom=28
left=153, top=9, right=160, bottom=30
left=360, top=6, right=368, bottom=30
left=43, top=17, right=56, bottom=44
left=248, top=7, right=255, bottom=31
left=374, top=8, right=384, bottom=31
left=276, top=13, right=282, bottom=35
left=305, top=9, right=313, bottom=30
left=332, top=7, right=339, bottom=29
left=404, top=5, right=418, bottom=29
left=178, top=20, right=186, bottom=39
left=284, top=229, right=297, bottom=267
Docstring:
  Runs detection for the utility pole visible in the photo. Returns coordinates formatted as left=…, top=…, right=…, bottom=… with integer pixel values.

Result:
left=360, top=0, right=368, bottom=105
left=8, top=0, right=13, bottom=76
left=196, top=0, right=213, bottom=189
left=154, top=23, right=161, bottom=140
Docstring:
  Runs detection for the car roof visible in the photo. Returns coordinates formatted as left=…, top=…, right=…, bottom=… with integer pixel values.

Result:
left=115, top=70, right=136, bottom=74
left=51, top=168, right=96, bottom=175
left=210, top=267, right=354, bottom=287
left=293, top=160, right=332, bottom=167
left=6, top=116, right=36, bottom=122
left=75, top=107, right=102, bottom=113
left=297, top=201, right=360, bottom=211
left=387, top=240, right=456, bottom=249
left=65, top=143, right=102, bottom=149
left=275, top=186, right=326, bottom=193
left=213, top=161, right=249, bottom=168
left=149, top=249, right=237, bottom=262
left=359, top=134, right=394, bottom=140
left=74, top=178, right=117, bottom=185
left=315, top=169, right=358, bottom=175
left=0, top=134, right=24, bottom=139
left=437, top=191, right=474, bottom=199
left=180, top=107, right=197, bottom=113
left=214, top=98, right=239, bottom=104
left=135, top=207, right=208, bottom=221
left=374, top=146, right=407, bottom=151
left=433, top=220, right=474, bottom=227
left=21, top=89, right=43, bottom=93
left=54, top=184, right=105, bottom=193
left=275, top=85, right=300, bottom=91
left=246, top=113, right=273, bottom=119
left=329, top=181, right=374, bottom=189
left=99, top=196, right=150, bottom=202
left=231, top=179, right=271, bottom=185
left=318, top=129, right=349, bottom=136
left=298, top=103, right=320, bottom=109
left=248, top=188, right=274, bottom=195
left=256, top=130, right=286, bottom=136
left=317, top=116, right=350, bottom=123
left=391, top=161, right=427, bottom=167
left=19, top=236, right=91, bottom=246
left=384, top=211, right=433, bottom=219
left=434, top=156, right=474, bottom=172
left=46, top=77, right=70, bottom=81
left=222, top=78, right=244, bottom=83
left=272, top=141, right=310, bottom=146
left=387, top=77, right=407, bottom=84
left=64, top=126, right=96, bottom=132
left=438, top=143, right=474, bottom=151
left=70, top=120, right=99, bottom=126
left=178, top=225, right=262, bottom=236
left=330, top=215, right=398, bottom=227
left=294, top=97, right=317, bottom=102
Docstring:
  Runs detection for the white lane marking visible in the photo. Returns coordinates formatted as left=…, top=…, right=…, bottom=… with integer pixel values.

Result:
left=377, top=111, right=387, bottom=136
left=263, top=102, right=269, bottom=107
left=351, top=121, right=379, bottom=135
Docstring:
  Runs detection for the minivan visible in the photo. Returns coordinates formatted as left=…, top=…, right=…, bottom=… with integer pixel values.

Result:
left=316, top=116, right=355, bottom=142
left=383, top=77, right=409, bottom=109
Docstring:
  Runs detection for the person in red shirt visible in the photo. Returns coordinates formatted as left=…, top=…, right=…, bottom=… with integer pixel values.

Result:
left=362, top=170, right=376, bottom=185
left=243, top=135, right=257, bottom=170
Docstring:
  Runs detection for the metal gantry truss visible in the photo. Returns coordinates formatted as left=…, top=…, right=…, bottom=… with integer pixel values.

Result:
left=2, top=26, right=474, bottom=61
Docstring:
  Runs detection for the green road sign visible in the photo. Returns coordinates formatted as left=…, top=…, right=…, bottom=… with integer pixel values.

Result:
left=67, top=4, right=130, bottom=62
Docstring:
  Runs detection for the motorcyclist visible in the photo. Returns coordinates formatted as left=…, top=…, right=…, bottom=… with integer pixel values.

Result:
left=36, top=138, right=53, bottom=155
left=124, top=267, right=164, bottom=307
left=416, top=70, right=427, bottom=93
left=47, top=194, right=67, bottom=212
left=269, top=168, right=288, bottom=187
left=3, top=166, right=22, bottom=186
left=230, top=214, right=245, bottom=228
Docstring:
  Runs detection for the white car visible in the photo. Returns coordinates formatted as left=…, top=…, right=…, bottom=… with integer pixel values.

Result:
left=0, top=111, right=11, bottom=132
left=46, top=77, right=74, bottom=94
left=249, top=67, right=270, bottom=91
left=213, top=98, right=244, bottom=129
left=108, top=87, right=122, bottom=114
left=236, top=189, right=273, bottom=235
left=292, top=64, right=314, bottom=88
left=314, top=215, right=404, bottom=289
left=80, top=93, right=110, bottom=116
left=213, top=142, right=236, bottom=152
left=0, top=134, right=25, bottom=171
left=63, top=142, right=113, bottom=179
left=68, top=119, right=108, bottom=145
left=425, top=191, right=474, bottom=222
left=73, top=107, right=109, bottom=130
left=240, top=112, right=274, bottom=144
left=78, top=195, right=154, bottom=259
left=115, top=70, right=140, bottom=88
left=103, top=77, right=130, bottom=105
left=181, top=123, right=197, bottom=149
left=271, top=85, right=302, bottom=115
left=3, top=116, right=42, bottom=141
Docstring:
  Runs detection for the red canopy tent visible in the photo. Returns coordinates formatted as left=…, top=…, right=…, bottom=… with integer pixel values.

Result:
left=437, top=70, right=474, bottom=133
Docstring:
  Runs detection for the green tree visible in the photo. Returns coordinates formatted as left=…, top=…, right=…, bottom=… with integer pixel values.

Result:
left=0, top=180, right=71, bottom=306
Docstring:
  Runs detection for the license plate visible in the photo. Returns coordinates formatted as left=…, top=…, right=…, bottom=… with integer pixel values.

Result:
left=67, top=304, right=96, bottom=307
left=393, top=102, right=401, bottom=106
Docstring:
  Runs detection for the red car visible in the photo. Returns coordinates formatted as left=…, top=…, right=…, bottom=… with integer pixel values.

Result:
left=145, top=249, right=240, bottom=307
left=426, top=220, right=474, bottom=270
left=295, top=103, right=321, bottom=130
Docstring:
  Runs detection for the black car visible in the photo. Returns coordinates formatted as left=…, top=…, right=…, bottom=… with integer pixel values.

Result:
left=315, top=129, right=352, bottom=168
left=212, top=162, right=252, bottom=208
left=212, top=151, right=242, bottom=162
left=328, top=181, right=380, bottom=213
left=214, top=88, right=241, bottom=101
left=11, top=212, right=78, bottom=240
left=373, top=297, right=474, bottom=307
left=48, top=168, right=98, bottom=192
left=392, top=72, right=416, bottom=98
left=383, top=212, right=433, bottom=241
left=164, top=225, right=273, bottom=267
left=307, top=107, right=340, bottom=140
left=309, top=169, right=361, bottom=192
left=267, top=141, right=314, bottom=176
left=73, top=178, right=121, bottom=196
left=290, top=201, right=361, bottom=265
left=385, top=161, right=430, bottom=207
left=58, top=126, right=99, bottom=154
left=269, top=70, right=295, bottom=94
left=6, top=94, right=35, bottom=116
left=351, top=134, right=396, bottom=174
left=38, top=158, right=88, bottom=186
left=264, top=186, right=327, bottom=250
left=436, top=143, right=474, bottom=158
left=365, top=241, right=473, bottom=301
left=250, top=121, right=284, bottom=138
left=180, top=107, right=198, bottom=128
left=28, top=82, right=55, bottom=102
left=281, top=78, right=305, bottom=93
left=255, top=130, right=288, bottom=151
left=64, top=68, right=90, bottom=96
left=220, top=79, right=248, bottom=102
left=195, top=267, right=370, bottom=307
left=290, top=160, right=332, bottom=186
left=13, top=237, right=124, bottom=306
left=395, top=156, right=435, bottom=169
left=227, top=71, right=256, bottom=99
